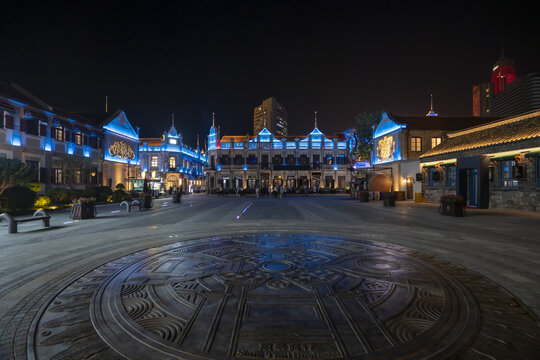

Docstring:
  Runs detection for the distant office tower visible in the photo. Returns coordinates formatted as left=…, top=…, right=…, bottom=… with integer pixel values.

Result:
left=472, top=82, right=492, bottom=116
left=253, top=96, right=288, bottom=136
left=492, top=73, right=540, bottom=117
left=491, top=56, right=517, bottom=94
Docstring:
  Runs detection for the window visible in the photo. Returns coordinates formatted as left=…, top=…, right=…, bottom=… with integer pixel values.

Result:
left=169, top=138, right=177, bottom=144
left=74, top=132, right=82, bottom=145
left=220, top=155, right=230, bottom=165
left=312, top=155, right=320, bottom=169
left=248, top=155, right=257, bottom=165
left=272, top=155, right=282, bottom=165
left=500, top=160, right=518, bottom=188
left=151, top=156, right=158, bottom=168
left=325, top=154, right=333, bottom=165
left=446, top=166, right=456, bottom=188
left=234, top=155, right=244, bottom=165
left=53, top=168, right=63, bottom=184
left=74, top=169, right=82, bottom=184
left=337, top=154, right=346, bottom=165
left=54, top=126, right=64, bottom=141
left=431, top=137, right=442, bottom=148
left=428, top=168, right=439, bottom=188
left=26, top=160, right=39, bottom=182
left=299, top=154, right=308, bottom=165
left=286, top=154, right=295, bottom=165
left=411, top=137, right=422, bottom=152
left=169, top=157, right=176, bottom=168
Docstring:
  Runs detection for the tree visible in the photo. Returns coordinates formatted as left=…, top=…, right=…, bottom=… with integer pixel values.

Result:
left=0, top=158, right=35, bottom=196
left=352, top=111, right=384, bottom=161
left=54, top=155, right=94, bottom=189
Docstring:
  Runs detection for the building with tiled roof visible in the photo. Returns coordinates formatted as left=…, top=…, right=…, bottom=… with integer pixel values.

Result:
left=369, top=112, right=496, bottom=198
left=419, top=110, right=540, bottom=210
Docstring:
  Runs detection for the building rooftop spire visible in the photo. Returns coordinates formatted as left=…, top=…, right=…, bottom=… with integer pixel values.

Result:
left=314, top=110, right=318, bottom=128
left=212, top=112, right=215, bottom=127
left=426, top=94, right=439, bottom=116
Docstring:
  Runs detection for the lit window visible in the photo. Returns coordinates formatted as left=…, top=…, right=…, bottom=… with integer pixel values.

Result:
left=411, top=137, right=422, bottom=152
left=54, top=168, right=63, bottom=184
left=55, top=126, right=64, bottom=141
left=74, top=169, right=82, bottom=184
left=169, top=157, right=176, bottom=168
left=151, top=156, right=158, bottom=168
left=431, top=137, right=442, bottom=148
left=169, top=139, right=177, bottom=144
left=74, top=132, right=82, bottom=145
left=428, top=168, right=439, bottom=188
left=500, top=160, right=518, bottom=188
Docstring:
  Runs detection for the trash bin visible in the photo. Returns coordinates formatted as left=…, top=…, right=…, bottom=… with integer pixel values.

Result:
left=395, top=191, right=405, bottom=201
left=414, top=193, right=423, bottom=203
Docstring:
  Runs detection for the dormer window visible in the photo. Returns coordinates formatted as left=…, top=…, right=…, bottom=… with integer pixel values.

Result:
left=169, top=138, right=177, bottom=144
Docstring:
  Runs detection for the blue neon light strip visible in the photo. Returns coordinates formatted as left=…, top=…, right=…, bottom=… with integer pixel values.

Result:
left=8, top=99, right=28, bottom=107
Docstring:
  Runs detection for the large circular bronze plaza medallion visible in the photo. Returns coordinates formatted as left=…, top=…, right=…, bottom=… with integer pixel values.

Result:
left=29, top=234, right=540, bottom=359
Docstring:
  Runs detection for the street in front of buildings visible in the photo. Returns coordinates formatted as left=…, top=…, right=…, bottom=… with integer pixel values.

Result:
left=1, top=194, right=539, bottom=359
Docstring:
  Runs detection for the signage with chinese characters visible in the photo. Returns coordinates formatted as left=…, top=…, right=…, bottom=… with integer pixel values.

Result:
left=109, top=141, right=135, bottom=160
left=372, top=132, right=401, bottom=164
left=377, top=135, right=395, bottom=162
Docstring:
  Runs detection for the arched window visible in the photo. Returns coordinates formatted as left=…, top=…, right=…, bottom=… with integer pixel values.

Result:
left=169, top=157, right=176, bottom=168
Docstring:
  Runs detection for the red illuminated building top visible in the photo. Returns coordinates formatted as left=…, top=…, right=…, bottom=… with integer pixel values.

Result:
left=491, top=56, right=516, bottom=94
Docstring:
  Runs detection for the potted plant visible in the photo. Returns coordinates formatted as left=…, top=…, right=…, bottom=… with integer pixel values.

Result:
left=71, top=197, right=96, bottom=219
left=382, top=192, right=396, bottom=207
left=439, top=194, right=465, bottom=217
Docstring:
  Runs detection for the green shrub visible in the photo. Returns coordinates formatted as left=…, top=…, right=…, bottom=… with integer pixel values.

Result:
left=0, top=186, right=37, bottom=214
left=112, top=189, right=126, bottom=202
left=34, top=195, right=51, bottom=208
left=116, top=183, right=125, bottom=191
left=24, top=182, right=42, bottom=192
left=47, top=187, right=72, bottom=204
left=83, top=186, right=113, bottom=202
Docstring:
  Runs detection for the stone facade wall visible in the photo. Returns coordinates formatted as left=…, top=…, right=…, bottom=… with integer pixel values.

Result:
left=421, top=166, right=456, bottom=203
left=489, top=157, right=539, bottom=211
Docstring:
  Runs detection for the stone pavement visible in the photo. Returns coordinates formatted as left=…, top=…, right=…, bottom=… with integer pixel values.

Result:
left=0, top=194, right=539, bottom=359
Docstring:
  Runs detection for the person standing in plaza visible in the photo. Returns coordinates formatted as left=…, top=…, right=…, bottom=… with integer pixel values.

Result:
left=267, top=185, right=271, bottom=197
left=256, top=186, right=260, bottom=199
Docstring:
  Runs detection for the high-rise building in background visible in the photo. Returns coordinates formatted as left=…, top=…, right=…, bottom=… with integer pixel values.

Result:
left=253, top=96, right=288, bottom=136
left=491, top=56, right=517, bottom=94
left=472, top=82, right=492, bottom=116
left=492, top=73, right=540, bottom=117
left=473, top=54, right=516, bottom=116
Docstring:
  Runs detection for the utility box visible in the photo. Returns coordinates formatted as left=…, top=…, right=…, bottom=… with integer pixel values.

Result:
left=415, top=193, right=423, bottom=203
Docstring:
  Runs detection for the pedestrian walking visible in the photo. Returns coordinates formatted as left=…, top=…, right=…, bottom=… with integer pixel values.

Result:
left=280, top=185, right=285, bottom=199
left=267, top=185, right=271, bottom=197
left=236, top=187, right=240, bottom=197
left=256, top=186, right=260, bottom=199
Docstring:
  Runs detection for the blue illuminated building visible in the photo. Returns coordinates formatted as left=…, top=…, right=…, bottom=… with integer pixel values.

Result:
left=206, top=113, right=353, bottom=191
left=0, top=81, right=140, bottom=192
left=138, top=117, right=207, bottom=193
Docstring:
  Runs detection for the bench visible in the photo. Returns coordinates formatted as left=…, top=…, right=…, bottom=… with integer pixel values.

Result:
left=120, top=200, right=142, bottom=212
left=0, top=210, right=51, bottom=234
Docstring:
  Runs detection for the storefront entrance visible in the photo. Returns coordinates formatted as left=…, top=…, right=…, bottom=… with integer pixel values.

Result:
left=406, top=177, right=414, bottom=199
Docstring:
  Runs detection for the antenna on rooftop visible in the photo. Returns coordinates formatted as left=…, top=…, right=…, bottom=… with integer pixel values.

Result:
left=212, top=112, right=215, bottom=127
left=171, top=113, right=175, bottom=126
left=105, top=96, right=108, bottom=112
left=314, top=110, right=318, bottom=128
left=426, top=94, right=439, bottom=117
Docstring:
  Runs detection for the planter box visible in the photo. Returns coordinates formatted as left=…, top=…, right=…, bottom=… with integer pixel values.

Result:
left=71, top=203, right=96, bottom=220
left=172, top=193, right=182, bottom=203
left=440, top=201, right=464, bottom=217
left=359, top=191, right=370, bottom=202
left=382, top=192, right=396, bottom=207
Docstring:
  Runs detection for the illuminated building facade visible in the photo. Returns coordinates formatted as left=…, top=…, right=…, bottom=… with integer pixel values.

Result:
left=207, top=116, right=352, bottom=192
left=138, top=120, right=207, bottom=193
left=371, top=112, right=494, bottom=199
left=253, top=96, right=288, bottom=136
left=472, top=82, right=492, bottom=116
left=420, top=110, right=540, bottom=211
left=492, top=73, right=540, bottom=117
left=0, top=81, right=139, bottom=192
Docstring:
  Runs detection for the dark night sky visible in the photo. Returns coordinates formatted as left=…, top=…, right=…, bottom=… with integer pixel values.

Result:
left=1, top=1, right=539, bottom=145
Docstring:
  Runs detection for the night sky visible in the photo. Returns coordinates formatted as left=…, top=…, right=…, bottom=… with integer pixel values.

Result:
left=1, top=1, right=539, bottom=145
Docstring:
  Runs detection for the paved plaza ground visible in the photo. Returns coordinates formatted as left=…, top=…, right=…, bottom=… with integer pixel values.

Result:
left=1, top=194, right=539, bottom=359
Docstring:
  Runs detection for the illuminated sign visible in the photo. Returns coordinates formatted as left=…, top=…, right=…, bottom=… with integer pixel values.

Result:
left=109, top=141, right=135, bottom=160
left=377, top=136, right=395, bottom=162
